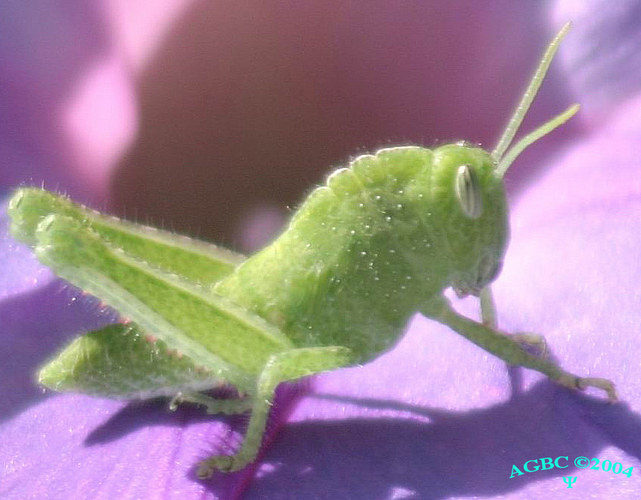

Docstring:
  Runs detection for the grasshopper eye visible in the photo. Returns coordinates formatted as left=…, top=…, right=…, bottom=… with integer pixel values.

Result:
left=454, top=164, right=483, bottom=219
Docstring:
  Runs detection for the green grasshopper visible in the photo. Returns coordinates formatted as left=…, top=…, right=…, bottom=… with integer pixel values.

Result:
left=7, top=22, right=616, bottom=478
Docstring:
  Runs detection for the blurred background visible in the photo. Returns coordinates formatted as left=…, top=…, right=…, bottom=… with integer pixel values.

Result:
left=0, top=1, right=631, bottom=252
left=4, top=4, right=641, bottom=498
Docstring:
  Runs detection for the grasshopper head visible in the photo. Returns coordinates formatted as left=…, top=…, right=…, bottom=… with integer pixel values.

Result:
left=435, top=22, right=579, bottom=296
left=430, top=143, right=508, bottom=297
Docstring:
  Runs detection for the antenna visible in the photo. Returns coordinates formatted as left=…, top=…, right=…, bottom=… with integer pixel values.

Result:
left=492, top=22, right=577, bottom=177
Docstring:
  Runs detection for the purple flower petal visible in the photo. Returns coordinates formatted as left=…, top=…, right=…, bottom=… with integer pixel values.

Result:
left=3, top=3, right=640, bottom=499
left=553, top=0, right=641, bottom=123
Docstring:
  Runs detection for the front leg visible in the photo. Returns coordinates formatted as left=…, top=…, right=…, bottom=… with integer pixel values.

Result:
left=480, top=286, right=547, bottom=357
left=423, top=295, right=617, bottom=402
left=197, top=345, right=353, bottom=478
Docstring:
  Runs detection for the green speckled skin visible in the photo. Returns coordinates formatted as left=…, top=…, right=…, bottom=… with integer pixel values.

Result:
left=5, top=24, right=616, bottom=476
left=216, top=145, right=507, bottom=362
left=39, top=324, right=221, bottom=399
left=9, top=186, right=242, bottom=286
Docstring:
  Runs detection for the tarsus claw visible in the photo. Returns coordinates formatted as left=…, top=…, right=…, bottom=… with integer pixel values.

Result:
left=557, top=373, right=617, bottom=403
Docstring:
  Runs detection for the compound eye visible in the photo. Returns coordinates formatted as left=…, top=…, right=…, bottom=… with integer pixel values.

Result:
left=454, top=164, right=483, bottom=219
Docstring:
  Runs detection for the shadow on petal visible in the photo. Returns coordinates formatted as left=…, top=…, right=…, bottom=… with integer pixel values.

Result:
left=243, top=381, right=641, bottom=498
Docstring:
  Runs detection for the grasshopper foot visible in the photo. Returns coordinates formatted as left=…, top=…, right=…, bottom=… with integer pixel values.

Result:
left=556, top=373, right=618, bottom=403
left=197, top=455, right=238, bottom=478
